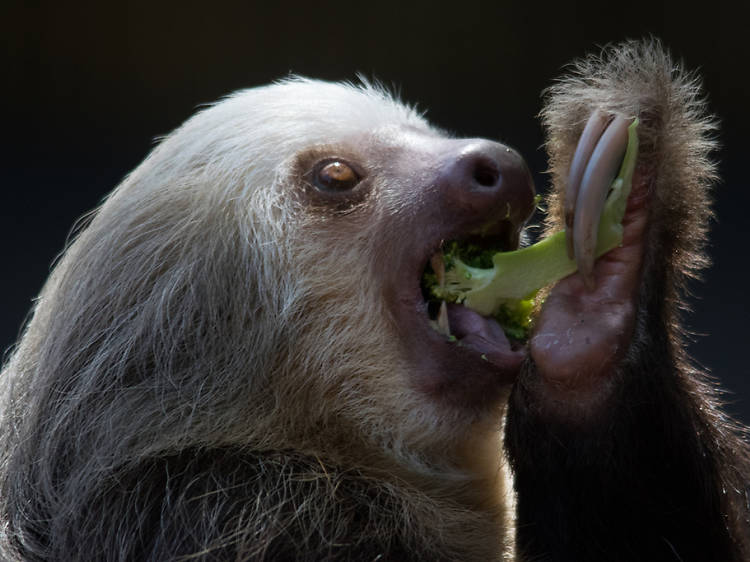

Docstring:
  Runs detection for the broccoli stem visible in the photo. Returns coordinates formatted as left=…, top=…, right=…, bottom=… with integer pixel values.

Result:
left=440, top=119, right=639, bottom=318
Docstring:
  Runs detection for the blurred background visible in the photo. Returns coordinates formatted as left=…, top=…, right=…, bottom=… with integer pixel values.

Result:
left=3, top=2, right=749, bottom=420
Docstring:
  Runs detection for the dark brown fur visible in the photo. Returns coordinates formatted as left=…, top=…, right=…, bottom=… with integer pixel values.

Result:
left=507, top=39, right=750, bottom=561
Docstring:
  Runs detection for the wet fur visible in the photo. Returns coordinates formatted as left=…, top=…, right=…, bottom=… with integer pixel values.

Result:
left=1, top=40, right=748, bottom=561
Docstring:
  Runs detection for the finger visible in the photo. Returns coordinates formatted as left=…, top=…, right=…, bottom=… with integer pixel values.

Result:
left=565, top=109, right=611, bottom=259
left=573, top=115, right=632, bottom=289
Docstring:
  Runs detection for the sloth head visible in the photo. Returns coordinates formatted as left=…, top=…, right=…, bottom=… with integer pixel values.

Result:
left=9, top=79, right=535, bottom=484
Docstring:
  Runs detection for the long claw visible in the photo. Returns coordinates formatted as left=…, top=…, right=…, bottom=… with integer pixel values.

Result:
left=573, top=115, right=632, bottom=289
left=565, top=109, right=611, bottom=259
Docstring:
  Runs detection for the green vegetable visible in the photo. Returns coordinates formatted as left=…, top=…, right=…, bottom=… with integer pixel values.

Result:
left=426, top=119, right=639, bottom=340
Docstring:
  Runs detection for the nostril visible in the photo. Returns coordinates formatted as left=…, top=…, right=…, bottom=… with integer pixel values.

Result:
left=472, top=158, right=500, bottom=188
left=439, top=140, right=535, bottom=227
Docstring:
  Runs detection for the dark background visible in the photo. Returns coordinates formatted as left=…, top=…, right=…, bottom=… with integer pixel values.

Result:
left=3, top=3, right=749, bottom=420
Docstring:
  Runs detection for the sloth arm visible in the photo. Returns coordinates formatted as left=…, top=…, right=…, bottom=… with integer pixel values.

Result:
left=504, top=47, right=750, bottom=561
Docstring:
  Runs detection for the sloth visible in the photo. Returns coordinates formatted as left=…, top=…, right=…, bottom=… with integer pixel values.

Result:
left=1, top=40, right=749, bottom=561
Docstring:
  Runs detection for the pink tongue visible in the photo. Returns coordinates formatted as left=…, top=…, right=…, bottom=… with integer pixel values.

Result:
left=446, top=304, right=525, bottom=371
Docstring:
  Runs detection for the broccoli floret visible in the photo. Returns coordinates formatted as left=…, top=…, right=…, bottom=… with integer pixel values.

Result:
left=442, top=241, right=496, bottom=269
left=425, top=119, right=639, bottom=341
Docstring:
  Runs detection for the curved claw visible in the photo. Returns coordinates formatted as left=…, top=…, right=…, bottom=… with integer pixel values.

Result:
left=565, top=109, right=611, bottom=259
left=573, top=115, right=632, bottom=289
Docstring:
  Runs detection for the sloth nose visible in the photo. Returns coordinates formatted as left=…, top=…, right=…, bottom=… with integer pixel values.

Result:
left=438, top=140, right=536, bottom=230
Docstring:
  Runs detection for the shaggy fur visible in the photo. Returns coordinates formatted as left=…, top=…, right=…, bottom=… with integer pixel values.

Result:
left=1, top=40, right=748, bottom=561
left=506, top=39, right=750, bottom=560
left=0, top=80, right=511, bottom=560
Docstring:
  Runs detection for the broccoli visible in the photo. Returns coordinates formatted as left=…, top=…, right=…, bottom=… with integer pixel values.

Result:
left=424, top=119, right=639, bottom=340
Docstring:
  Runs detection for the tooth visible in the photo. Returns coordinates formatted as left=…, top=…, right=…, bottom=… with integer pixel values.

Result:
left=437, top=301, right=451, bottom=336
left=573, top=114, right=632, bottom=289
left=565, top=109, right=611, bottom=259
left=431, top=251, right=446, bottom=289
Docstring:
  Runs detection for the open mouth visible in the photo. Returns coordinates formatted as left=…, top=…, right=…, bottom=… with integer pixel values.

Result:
left=418, top=222, right=529, bottom=372
left=410, top=113, right=638, bottom=383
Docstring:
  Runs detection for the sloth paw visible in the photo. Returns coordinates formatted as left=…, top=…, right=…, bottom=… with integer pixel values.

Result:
left=529, top=109, right=653, bottom=409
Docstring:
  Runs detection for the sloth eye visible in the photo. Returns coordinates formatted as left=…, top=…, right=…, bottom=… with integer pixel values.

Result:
left=312, top=160, right=361, bottom=191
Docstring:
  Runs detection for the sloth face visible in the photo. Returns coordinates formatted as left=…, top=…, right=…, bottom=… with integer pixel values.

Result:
left=18, top=78, right=535, bottom=461
left=283, top=108, right=535, bottom=414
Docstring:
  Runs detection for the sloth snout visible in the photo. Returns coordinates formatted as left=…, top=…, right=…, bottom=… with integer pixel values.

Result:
left=438, top=140, right=536, bottom=228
